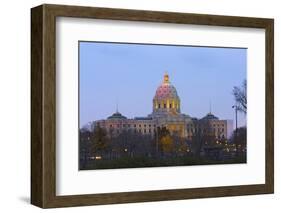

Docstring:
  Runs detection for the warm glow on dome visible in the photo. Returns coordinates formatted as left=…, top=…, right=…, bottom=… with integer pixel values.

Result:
left=153, top=73, right=181, bottom=114
left=154, top=73, right=179, bottom=100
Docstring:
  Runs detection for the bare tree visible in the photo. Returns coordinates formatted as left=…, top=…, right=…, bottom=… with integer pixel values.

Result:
left=79, top=129, right=92, bottom=169
left=90, top=125, right=110, bottom=158
left=233, top=80, right=247, bottom=114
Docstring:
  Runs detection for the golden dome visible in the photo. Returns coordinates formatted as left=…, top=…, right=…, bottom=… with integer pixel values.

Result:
left=153, top=73, right=181, bottom=114
left=154, top=73, right=179, bottom=100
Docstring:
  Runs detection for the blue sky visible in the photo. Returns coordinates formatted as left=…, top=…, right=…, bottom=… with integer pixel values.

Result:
left=79, top=41, right=246, bottom=128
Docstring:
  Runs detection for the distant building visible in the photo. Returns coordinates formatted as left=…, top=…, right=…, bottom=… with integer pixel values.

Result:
left=92, top=73, right=233, bottom=140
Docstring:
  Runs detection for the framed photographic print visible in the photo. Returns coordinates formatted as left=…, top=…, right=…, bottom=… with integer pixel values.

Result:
left=31, top=4, right=274, bottom=208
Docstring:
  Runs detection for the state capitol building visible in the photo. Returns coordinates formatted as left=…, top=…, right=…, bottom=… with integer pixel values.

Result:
left=92, top=73, right=233, bottom=140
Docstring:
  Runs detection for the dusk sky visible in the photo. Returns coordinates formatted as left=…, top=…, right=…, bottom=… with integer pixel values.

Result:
left=79, top=42, right=246, bottom=128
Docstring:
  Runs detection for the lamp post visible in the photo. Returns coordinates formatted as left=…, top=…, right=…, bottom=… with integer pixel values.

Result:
left=232, top=105, right=238, bottom=132
left=232, top=105, right=238, bottom=155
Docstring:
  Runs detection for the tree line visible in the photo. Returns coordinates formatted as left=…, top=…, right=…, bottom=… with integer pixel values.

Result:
left=79, top=123, right=246, bottom=169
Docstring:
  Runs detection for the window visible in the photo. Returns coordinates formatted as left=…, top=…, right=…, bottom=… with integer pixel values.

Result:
left=149, top=129, right=151, bottom=133
left=149, top=124, right=151, bottom=127
left=158, top=104, right=161, bottom=108
left=170, top=104, right=172, bottom=108
left=139, top=124, right=141, bottom=127
left=144, top=129, right=146, bottom=133
left=164, top=104, right=166, bottom=108
left=134, top=124, right=136, bottom=127
left=144, top=124, right=146, bottom=127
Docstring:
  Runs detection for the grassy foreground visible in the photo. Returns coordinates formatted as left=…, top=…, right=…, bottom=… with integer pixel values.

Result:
left=80, top=155, right=246, bottom=170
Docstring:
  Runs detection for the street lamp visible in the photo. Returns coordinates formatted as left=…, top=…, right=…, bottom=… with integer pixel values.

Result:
left=232, top=105, right=238, bottom=133
left=232, top=104, right=238, bottom=155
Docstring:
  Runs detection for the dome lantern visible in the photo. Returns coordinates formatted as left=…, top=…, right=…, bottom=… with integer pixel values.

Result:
left=163, top=72, right=170, bottom=84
